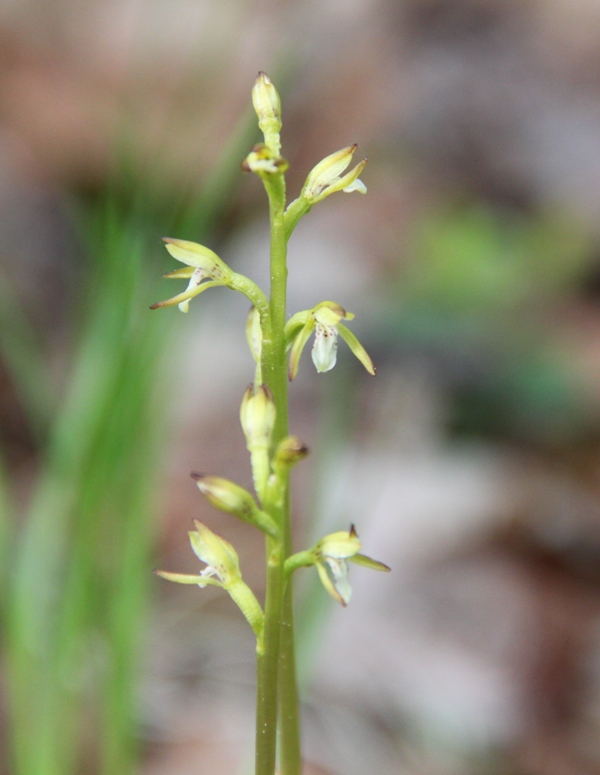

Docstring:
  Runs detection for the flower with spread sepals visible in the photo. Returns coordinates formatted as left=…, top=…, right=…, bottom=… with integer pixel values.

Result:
left=155, top=520, right=265, bottom=651
left=284, top=525, right=390, bottom=607
left=285, top=301, right=376, bottom=380
left=150, top=238, right=233, bottom=313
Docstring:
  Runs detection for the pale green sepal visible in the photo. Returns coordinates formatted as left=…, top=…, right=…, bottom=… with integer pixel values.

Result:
left=350, top=553, right=391, bottom=572
left=163, top=267, right=195, bottom=279
left=313, top=301, right=350, bottom=326
left=317, top=529, right=361, bottom=559
left=163, top=238, right=228, bottom=276
left=288, top=319, right=315, bottom=380
left=189, top=521, right=240, bottom=578
left=153, top=570, right=222, bottom=587
left=337, top=323, right=376, bottom=375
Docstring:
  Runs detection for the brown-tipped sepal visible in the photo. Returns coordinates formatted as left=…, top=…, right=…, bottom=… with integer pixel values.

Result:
left=273, top=435, right=309, bottom=468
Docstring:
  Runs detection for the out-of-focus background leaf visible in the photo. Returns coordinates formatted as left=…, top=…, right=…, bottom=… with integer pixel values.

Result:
left=4, top=1, right=600, bottom=774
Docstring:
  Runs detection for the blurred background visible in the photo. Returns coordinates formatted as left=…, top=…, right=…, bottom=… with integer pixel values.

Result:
left=4, top=0, right=600, bottom=773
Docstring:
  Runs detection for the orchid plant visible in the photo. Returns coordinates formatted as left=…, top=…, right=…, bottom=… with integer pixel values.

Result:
left=153, top=73, right=389, bottom=775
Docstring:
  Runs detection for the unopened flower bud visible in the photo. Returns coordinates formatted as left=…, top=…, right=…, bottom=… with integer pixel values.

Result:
left=191, top=473, right=277, bottom=537
left=240, top=384, right=276, bottom=451
left=274, top=435, right=309, bottom=467
left=246, top=306, right=262, bottom=365
left=252, top=72, right=282, bottom=146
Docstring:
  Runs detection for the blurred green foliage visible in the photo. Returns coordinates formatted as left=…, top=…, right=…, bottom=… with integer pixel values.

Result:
left=381, top=205, right=597, bottom=442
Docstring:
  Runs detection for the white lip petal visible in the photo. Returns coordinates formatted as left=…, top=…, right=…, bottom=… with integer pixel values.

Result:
left=179, top=268, right=206, bottom=312
left=327, top=558, right=352, bottom=605
left=311, top=324, right=338, bottom=373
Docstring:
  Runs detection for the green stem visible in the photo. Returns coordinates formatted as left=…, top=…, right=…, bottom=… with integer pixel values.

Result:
left=254, top=172, right=301, bottom=775
left=255, top=537, right=284, bottom=774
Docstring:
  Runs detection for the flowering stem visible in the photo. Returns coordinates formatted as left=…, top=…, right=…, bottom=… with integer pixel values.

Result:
left=254, top=172, right=301, bottom=775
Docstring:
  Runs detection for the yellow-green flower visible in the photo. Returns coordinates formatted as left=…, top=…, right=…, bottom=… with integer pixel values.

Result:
left=150, top=238, right=233, bottom=313
left=301, top=144, right=367, bottom=204
left=155, top=520, right=241, bottom=590
left=155, top=521, right=265, bottom=651
left=285, top=301, right=376, bottom=379
left=285, top=525, right=390, bottom=607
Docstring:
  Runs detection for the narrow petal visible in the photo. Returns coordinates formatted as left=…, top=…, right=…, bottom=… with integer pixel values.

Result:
left=350, top=553, right=391, bottom=572
left=337, top=323, right=376, bottom=375
left=342, top=177, right=367, bottom=194
left=316, top=561, right=346, bottom=606
left=311, top=323, right=338, bottom=373
left=150, top=280, right=222, bottom=311
left=288, top=320, right=315, bottom=380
